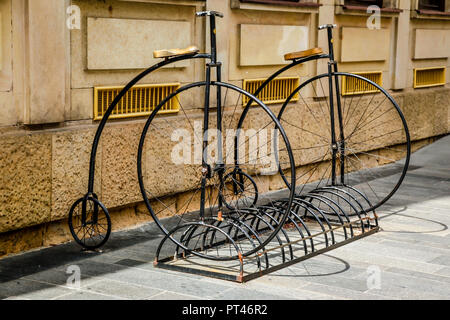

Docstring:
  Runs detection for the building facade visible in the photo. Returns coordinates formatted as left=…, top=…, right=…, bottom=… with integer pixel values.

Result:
left=0, top=0, right=449, bottom=257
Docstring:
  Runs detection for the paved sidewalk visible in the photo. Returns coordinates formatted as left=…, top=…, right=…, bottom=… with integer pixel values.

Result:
left=1, top=136, right=450, bottom=300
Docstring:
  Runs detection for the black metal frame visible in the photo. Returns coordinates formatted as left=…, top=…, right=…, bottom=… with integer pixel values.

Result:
left=151, top=25, right=410, bottom=282
left=246, top=24, right=411, bottom=213
left=70, top=14, right=410, bottom=285
left=69, top=11, right=297, bottom=255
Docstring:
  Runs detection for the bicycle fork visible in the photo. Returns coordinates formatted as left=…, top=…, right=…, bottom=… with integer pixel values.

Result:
left=325, top=26, right=346, bottom=186
left=200, top=13, right=225, bottom=220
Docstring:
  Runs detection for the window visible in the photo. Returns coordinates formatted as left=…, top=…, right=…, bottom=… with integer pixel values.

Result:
left=341, top=0, right=402, bottom=14
left=344, top=0, right=384, bottom=7
left=418, top=0, right=445, bottom=11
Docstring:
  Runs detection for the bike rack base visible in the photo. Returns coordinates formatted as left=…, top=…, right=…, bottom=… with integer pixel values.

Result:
left=154, top=185, right=379, bottom=283
left=154, top=226, right=379, bottom=283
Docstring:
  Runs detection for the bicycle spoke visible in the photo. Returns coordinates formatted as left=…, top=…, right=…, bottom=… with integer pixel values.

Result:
left=278, top=73, right=409, bottom=212
left=139, top=82, right=296, bottom=260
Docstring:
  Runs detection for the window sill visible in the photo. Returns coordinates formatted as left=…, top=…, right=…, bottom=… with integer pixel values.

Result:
left=336, top=5, right=402, bottom=17
left=231, top=0, right=321, bottom=13
left=118, top=0, right=206, bottom=6
left=411, top=9, right=450, bottom=20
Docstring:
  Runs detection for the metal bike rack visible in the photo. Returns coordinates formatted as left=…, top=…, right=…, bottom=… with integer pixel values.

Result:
left=67, top=14, right=410, bottom=284
left=154, top=185, right=379, bottom=283
left=151, top=23, right=391, bottom=283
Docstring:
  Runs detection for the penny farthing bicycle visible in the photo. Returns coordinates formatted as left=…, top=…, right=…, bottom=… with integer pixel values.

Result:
left=69, top=11, right=297, bottom=261
left=247, top=24, right=411, bottom=214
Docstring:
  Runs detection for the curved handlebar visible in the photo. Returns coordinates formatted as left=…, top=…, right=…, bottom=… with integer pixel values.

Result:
left=196, top=11, right=224, bottom=18
left=319, top=24, right=337, bottom=30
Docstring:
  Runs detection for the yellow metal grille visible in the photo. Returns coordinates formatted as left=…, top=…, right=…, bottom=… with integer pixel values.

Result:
left=243, top=77, right=300, bottom=107
left=341, top=71, right=383, bottom=96
left=414, top=67, right=446, bottom=89
left=94, top=83, right=180, bottom=120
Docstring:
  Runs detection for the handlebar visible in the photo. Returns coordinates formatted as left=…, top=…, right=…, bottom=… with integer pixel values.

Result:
left=196, top=11, right=224, bottom=18
left=319, top=24, right=337, bottom=30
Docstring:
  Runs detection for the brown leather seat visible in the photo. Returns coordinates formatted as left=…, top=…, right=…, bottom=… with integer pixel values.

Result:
left=284, top=48, right=323, bottom=61
left=153, top=45, right=199, bottom=59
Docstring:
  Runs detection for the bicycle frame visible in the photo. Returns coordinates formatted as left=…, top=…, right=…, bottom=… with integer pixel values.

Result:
left=68, top=12, right=395, bottom=267
left=72, top=10, right=298, bottom=257
left=247, top=25, right=347, bottom=187
left=83, top=12, right=245, bottom=223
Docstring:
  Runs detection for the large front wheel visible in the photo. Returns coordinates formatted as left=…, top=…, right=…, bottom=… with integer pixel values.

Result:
left=278, top=72, right=410, bottom=212
left=137, top=81, right=296, bottom=261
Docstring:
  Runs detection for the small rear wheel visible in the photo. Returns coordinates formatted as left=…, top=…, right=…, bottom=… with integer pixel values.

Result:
left=222, top=170, right=258, bottom=210
left=68, top=197, right=112, bottom=250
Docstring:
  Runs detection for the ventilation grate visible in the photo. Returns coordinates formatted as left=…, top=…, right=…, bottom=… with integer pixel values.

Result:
left=94, top=83, right=180, bottom=120
left=341, top=71, right=383, bottom=96
left=243, top=77, right=300, bottom=107
left=414, top=67, right=446, bottom=89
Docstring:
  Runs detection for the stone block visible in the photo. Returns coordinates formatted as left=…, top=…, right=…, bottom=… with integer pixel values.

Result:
left=0, top=133, right=52, bottom=232
left=143, top=199, right=176, bottom=221
left=341, top=27, right=390, bottom=62
left=84, top=279, right=162, bottom=300
left=402, top=90, right=448, bottom=141
left=240, top=24, right=309, bottom=66
left=0, top=224, right=45, bottom=257
left=176, top=189, right=203, bottom=216
left=143, top=113, right=204, bottom=199
left=26, top=0, right=67, bottom=124
left=109, top=204, right=153, bottom=232
left=42, top=220, right=73, bottom=247
left=51, top=128, right=101, bottom=220
left=0, top=278, right=72, bottom=300
left=87, top=17, right=191, bottom=70
left=269, top=173, right=287, bottom=191
left=414, top=29, right=450, bottom=59
left=0, top=92, right=15, bottom=126
left=101, top=122, right=144, bottom=208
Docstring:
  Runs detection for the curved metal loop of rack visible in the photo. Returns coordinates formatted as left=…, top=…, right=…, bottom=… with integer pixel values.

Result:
left=154, top=185, right=379, bottom=283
